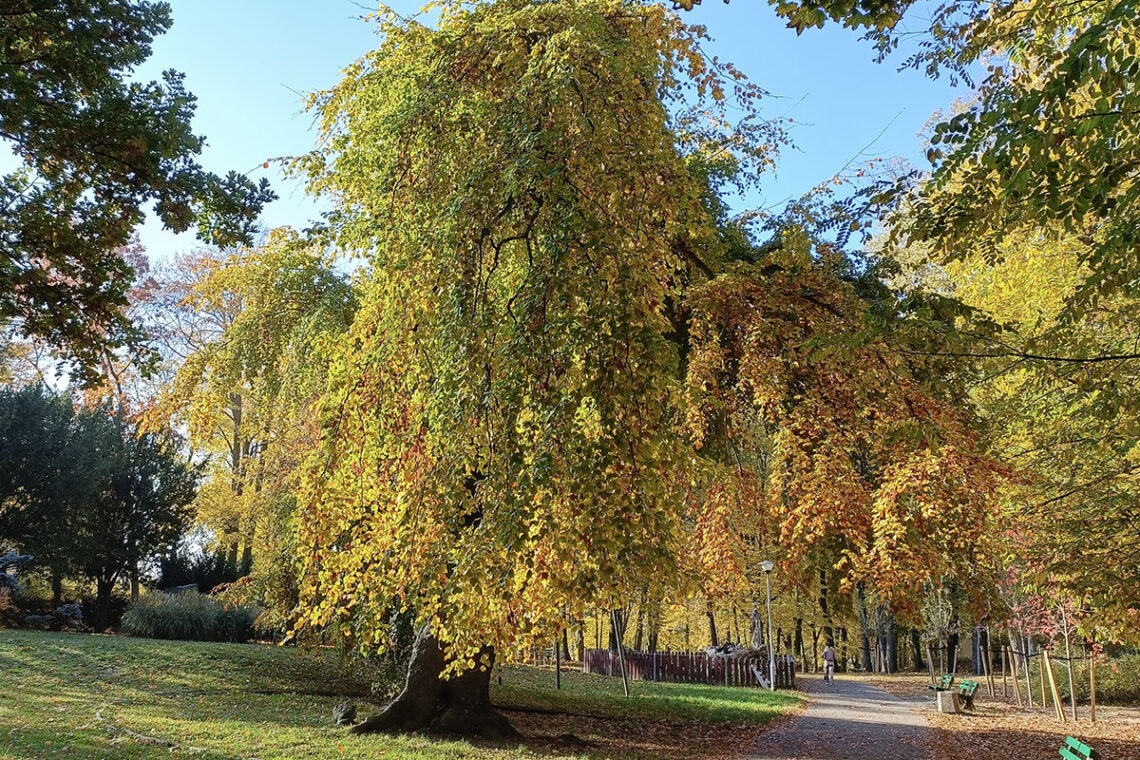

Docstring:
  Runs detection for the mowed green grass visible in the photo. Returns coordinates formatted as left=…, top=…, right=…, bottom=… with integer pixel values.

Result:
left=496, top=663, right=801, bottom=724
left=0, top=630, right=801, bottom=760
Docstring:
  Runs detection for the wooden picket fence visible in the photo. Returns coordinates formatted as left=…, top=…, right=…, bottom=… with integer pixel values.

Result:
left=583, top=648, right=797, bottom=689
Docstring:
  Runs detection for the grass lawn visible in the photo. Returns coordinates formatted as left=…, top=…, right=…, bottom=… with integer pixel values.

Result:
left=0, top=630, right=802, bottom=760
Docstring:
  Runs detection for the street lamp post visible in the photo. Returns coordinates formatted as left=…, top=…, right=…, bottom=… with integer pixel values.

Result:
left=760, top=560, right=776, bottom=690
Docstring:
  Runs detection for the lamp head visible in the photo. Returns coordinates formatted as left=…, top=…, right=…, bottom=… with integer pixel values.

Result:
left=759, top=560, right=775, bottom=573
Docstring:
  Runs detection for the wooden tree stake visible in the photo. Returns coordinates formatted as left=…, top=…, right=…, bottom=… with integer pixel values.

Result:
left=983, top=627, right=996, bottom=697
left=1043, top=648, right=1065, bottom=723
left=1009, top=646, right=1023, bottom=707
left=611, top=609, right=630, bottom=698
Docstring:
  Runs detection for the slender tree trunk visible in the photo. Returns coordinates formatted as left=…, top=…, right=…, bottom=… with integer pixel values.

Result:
left=912, top=628, right=925, bottom=671
left=857, top=582, right=872, bottom=671
left=561, top=628, right=572, bottom=661
left=633, top=604, right=645, bottom=651
left=575, top=620, right=585, bottom=661
left=353, top=626, right=516, bottom=738
left=51, top=570, right=63, bottom=608
left=646, top=605, right=660, bottom=653
left=875, top=607, right=897, bottom=674
left=819, top=570, right=834, bottom=646
left=706, top=601, right=718, bottom=647
left=947, top=620, right=960, bottom=675
left=794, top=618, right=804, bottom=671
left=130, top=562, right=140, bottom=602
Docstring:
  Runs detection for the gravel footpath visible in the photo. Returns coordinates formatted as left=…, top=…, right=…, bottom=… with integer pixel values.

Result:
left=741, top=674, right=930, bottom=760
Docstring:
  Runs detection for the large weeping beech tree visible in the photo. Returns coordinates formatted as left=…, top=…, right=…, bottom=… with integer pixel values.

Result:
left=293, top=0, right=1000, bottom=737
left=293, top=0, right=739, bottom=735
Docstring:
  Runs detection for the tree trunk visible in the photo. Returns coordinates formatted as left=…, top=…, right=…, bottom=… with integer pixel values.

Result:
left=819, top=569, right=834, bottom=647
left=794, top=617, right=804, bottom=671
left=130, top=561, right=140, bottom=602
left=561, top=628, right=572, bottom=662
left=947, top=630, right=960, bottom=675
left=911, top=628, right=925, bottom=672
left=93, top=577, right=115, bottom=631
left=647, top=606, right=660, bottom=653
left=857, top=583, right=872, bottom=672
left=633, top=605, right=645, bottom=651
left=51, top=571, right=63, bottom=608
left=352, top=626, right=516, bottom=738
left=608, top=609, right=625, bottom=651
left=706, top=601, right=718, bottom=647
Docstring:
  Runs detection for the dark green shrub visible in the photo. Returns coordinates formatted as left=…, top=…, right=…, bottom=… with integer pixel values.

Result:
left=122, top=592, right=261, bottom=643
left=157, top=547, right=250, bottom=594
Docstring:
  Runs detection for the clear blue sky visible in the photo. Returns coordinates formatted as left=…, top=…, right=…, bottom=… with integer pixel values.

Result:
left=135, top=0, right=964, bottom=261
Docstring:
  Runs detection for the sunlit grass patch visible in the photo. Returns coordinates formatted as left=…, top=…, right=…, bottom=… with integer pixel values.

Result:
left=495, top=664, right=803, bottom=724
left=0, top=630, right=800, bottom=760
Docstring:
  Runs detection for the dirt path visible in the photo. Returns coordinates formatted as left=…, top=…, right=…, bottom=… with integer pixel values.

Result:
left=742, top=674, right=930, bottom=759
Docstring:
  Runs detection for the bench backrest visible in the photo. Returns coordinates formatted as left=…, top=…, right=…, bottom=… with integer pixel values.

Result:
left=1060, top=736, right=1097, bottom=760
left=959, top=679, right=979, bottom=695
left=938, top=674, right=954, bottom=687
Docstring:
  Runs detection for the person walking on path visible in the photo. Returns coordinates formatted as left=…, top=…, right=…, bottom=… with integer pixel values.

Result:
left=822, top=643, right=838, bottom=684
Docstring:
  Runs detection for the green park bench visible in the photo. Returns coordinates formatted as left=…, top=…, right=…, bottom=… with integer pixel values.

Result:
left=956, top=679, right=980, bottom=710
left=1058, top=736, right=1098, bottom=760
left=927, top=673, right=955, bottom=692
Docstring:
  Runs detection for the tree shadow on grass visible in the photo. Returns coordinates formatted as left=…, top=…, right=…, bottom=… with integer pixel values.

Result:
left=485, top=706, right=763, bottom=760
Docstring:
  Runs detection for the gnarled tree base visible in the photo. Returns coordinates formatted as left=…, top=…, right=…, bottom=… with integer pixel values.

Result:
left=352, top=626, right=517, bottom=739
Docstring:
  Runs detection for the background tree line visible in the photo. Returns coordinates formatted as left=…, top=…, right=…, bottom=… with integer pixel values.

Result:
left=0, top=386, right=197, bottom=629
